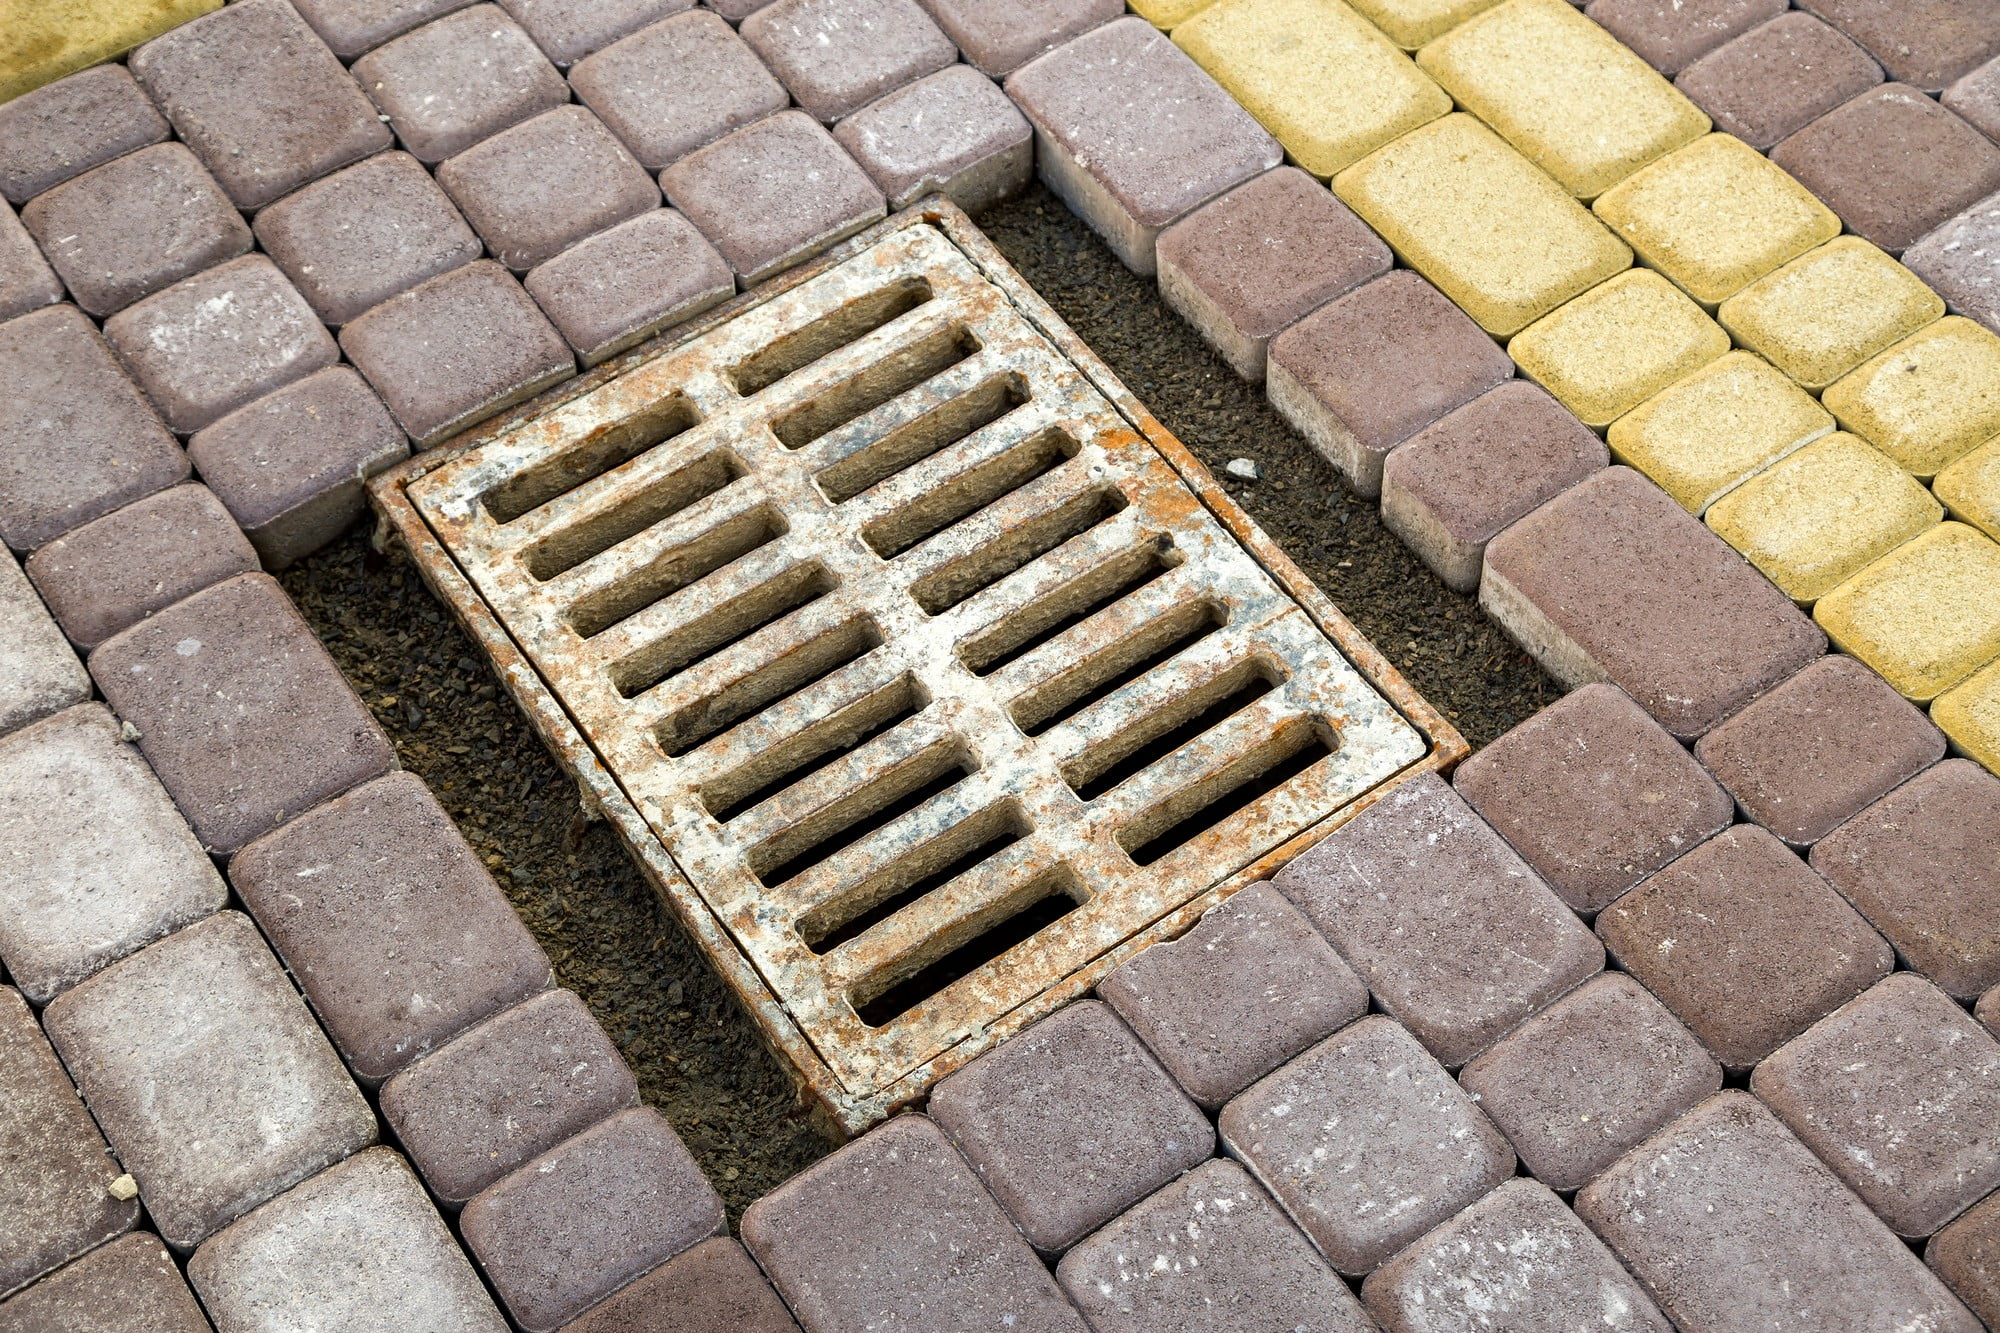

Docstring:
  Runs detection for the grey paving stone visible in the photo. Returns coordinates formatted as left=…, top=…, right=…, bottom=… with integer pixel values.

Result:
left=0, top=704, right=227, bottom=1003
left=88, top=572, right=395, bottom=854
left=1156, top=166, right=1393, bottom=382
left=498, top=0, right=695, bottom=65
left=1947, top=55, right=2000, bottom=143
left=293, top=0, right=477, bottom=57
left=1812, top=759, right=2000, bottom=1000
left=0, top=554, right=90, bottom=740
left=557, top=1238, right=800, bottom=1333
left=1481, top=466, right=1828, bottom=740
left=20, top=143, right=251, bottom=318
left=917, top=0, right=1121, bottom=77
left=0, top=305, right=188, bottom=552
left=0, top=203, right=62, bottom=324
left=740, top=1114, right=1088, bottom=1333
left=1578, top=1091, right=1981, bottom=1331
left=188, top=1148, right=508, bottom=1333
left=741, top=0, right=955, bottom=123
left=1599, top=824, right=1893, bottom=1070
left=254, top=150, right=484, bottom=326
left=1096, top=881, right=1367, bottom=1110
left=230, top=770, right=550, bottom=1083
left=832, top=64, right=1033, bottom=214
left=928, top=999, right=1212, bottom=1254
left=380, top=988, right=638, bottom=1204
left=188, top=367, right=409, bottom=567
left=1796, top=0, right=2000, bottom=91
left=1929, top=1189, right=2000, bottom=1329
left=355, top=6, right=568, bottom=164
left=462, top=1107, right=724, bottom=1332
left=0, top=1232, right=212, bottom=1333
left=661, top=111, right=886, bottom=284
left=41, top=912, right=377, bottom=1251
left=339, top=259, right=574, bottom=446
left=710, top=0, right=778, bottom=17
left=1362, top=1178, right=1673, bottom=1332
left=1586, top=0, right=1785, bottom=75
left=525, top=208, right=733, bottom=366
left=1267, top=271, right=1513, bottom=499
left=570, top=10, right=788, bottom=172
left=0, top=65, right=171, bottom=206
left=1274, top=771, right=1603, bottom=1067
left=129, top=0, right=394, bottom=210
left=1905, top=192, right=2000, bottom=337
left=0, top=986, right=137, bottom=1299
left=438, top=106, right=660, bottom=272
left=1005, top=16, right=1281, bottom=274
left=1220, top=1016, right=1516, bottom=1277
left=1457, top=971, right=1722, bottom=1192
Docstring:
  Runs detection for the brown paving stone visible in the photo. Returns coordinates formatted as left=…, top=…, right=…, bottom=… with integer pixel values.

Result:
left=1598, top=824, right=1894, bottom=1070
left=1796, top=0, right=2000, bottom=92
left=918, top=0, right=1122, bottom=77
left=1586, top=0, right=1785, bottom=76
left=0, top=1232, right=211, bottom=1333
left=497, top=0, right=695, bottom=65
left=570, top=10, right=788, bottom=172
left=1904, top=192, right=2000, bottom=337
left=1947, top=55, right=2000, bottom=143
left=438, top=106, right=660, bottom=272
left=1811, top=759, right=2000, bottom=1000
left=0, top=556, right=90, bottom=739
left=0, top=65, right=171, bottom=206
left=0, top=203, right=61, bottom=325
left=129, top=0, right=394, bottom=210
left=354, top=5, right=568, bottom=165
left=832, top=64, right=1034, bottom=214
left=741, top=0, right=956, bottom=123
left=525, top=208, right=732, bottom=367
left=1676, top=11, right=1883, bottom=151
left=292, top=0, right=477, bottom=57
left=1577, top=1091, right=1981, bottom=1331
left=1930, top=1190, right=2000, bottom=1328
left=557, top=1238, right=800, bottom=1333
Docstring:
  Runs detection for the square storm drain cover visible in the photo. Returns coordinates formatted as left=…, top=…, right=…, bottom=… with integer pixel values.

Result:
left=375, top=204, right=1459, bottom=1132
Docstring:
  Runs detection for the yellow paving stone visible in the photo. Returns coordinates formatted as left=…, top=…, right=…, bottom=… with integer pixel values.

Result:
left=1174, top=0, right=1451, bottom=179
left=1609, top=351, right=1834, bottom=513
left=1129, top=0, right=1222, bottom=26
left=1593, top=134, right=1841, bottom=308
left=1717, top=238, right=1946, bottom=392
left=1822, top=317, right=2000, bottom=480
left=1507, top=269, right=1728, bottom=427
left=1815, top=523, right=2000, bottom=703
left=1415, top=0, right=1710, bottom=199
left=1348, top=0, right=1506, bottom=49
left=1333, top=113, right=1631, bottom=337
left=1934, top=435, right=2000, bottom=543
left=1706, top=432, right=1943, bottom=604
left=1933, top=657, right=2000, bottom=776
left=0, top=0, right=220, bottom=102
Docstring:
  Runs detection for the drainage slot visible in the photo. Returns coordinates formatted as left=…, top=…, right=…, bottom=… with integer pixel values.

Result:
left=749, top=741, right=974, bottom=888
left=910, top=483, right=1128, bottom=616
left=485, top=394, right=699, bottom=523
left=863, top=427, right=1080, bottom=560
left=567, top=503, right=784, bottom=638
left=609, top=561, right=835, bottom=699
left=1117, top=716, right=1335, bottom=867
left=849, top=865, right=1087, bottom=1028
left=526, top=450, right=748, bottom=583
left=699, top=673, right=925, bottom=820
left=771, top=324, right=981, bottom=451
left=1066, top=658, right=1283, bottom=802
left=659, top=615, right=884, bottom=761
left=1010, top=598, right=1227, bottom=737
left=732, top=278, right=934, bottom=396
left=816, top=374, right=1029, bottom=505
left=800, top=800, right=1031, bottom=953
left=959, top=536, right=1181, bottom=676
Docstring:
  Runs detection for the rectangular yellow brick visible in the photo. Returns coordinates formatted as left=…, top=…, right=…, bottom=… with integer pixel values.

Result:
left=1130, top=0, right=1222, bottom=27
left=1333, top=113, right=1631, bottom=337
left=1823, top=317, right=2000, bottom=480
left=1508, top=268, right=1729, bottom=427
left=1415, top=0, right=1710, bottom=199
left=1593, top=134, right=1841, bottom=308
left=1816, top=522, right=2000, bottom=702
left=1706, top=432, right=1943, bottom=604
left=1934, top=435, right=2000, bottom=543
left=1174, top=0, right=1451, bottom=179
left=1, top=0, right=221, bottom=101
left=1348, top=0, right=1506, bottom=48
left=1933, top=657, right=2000, bottom=776
left=1609, top=351, right=1834, bottom=513
left=1718, top=237, right=1945, bottom=392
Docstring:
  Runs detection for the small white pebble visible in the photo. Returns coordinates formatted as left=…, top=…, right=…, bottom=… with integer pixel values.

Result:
left=1226, top=457, right=1261, bottom=481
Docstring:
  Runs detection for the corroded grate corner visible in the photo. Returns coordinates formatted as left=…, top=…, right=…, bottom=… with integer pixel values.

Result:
left=369, top=201, right=1464, bottom=1134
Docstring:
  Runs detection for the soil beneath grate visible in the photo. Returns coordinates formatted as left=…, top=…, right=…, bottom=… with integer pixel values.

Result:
left=283, top=182, right=1556, bottom=1217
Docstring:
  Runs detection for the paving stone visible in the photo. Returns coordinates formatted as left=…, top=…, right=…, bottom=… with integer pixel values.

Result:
left=556, top=1237, right=801, bottom=1333
left=1274, top=772, right=1604, bottom=1065
left=1947, top=55, right=2000, bottom=144
left=0, top=305, right=188, bottom=552
left=340, top=259, right=574, bottom=446
left=928, top=999, right=1211, bottom=1253
left=1986, top=989, right=2000, bottom=1037
left=1796, top=0, right=2000, bottom=92
left=0, top=203, right=63, bottom=324
left=188, top=1148, right=508, bottom=1333
left=525, top=208, right=733, bottom=367
left=1577, top=1092, right=1981, bottom=1331
left=354, top=6, right=568, bottom=165
left=1333, top=114, right=1631, bottom=338
left=188, top=367, right=408, bottom=567
left=1343, top=0, right=1502, bottom=48
left=742, top=0, right=954, bottom=123
left=1266, top=271, right=1514, bottom=500
left=1720, top=235, right=1946, bottom=392
left=831, top=64, right=1033, bottom=214
left=1480, top=466, right=1828, bottom=739
left=1509, top=268, right=1729, bottom=429
left=1053, top=1157, right=1374, bottom=1333
left=1004, top=16, right=1280, bottom=274
left=1584, top=0, right=1783, bottom=76
left=1096, top=882, right=1366, bottom=1111
left=1938, top=435, right=2000, bottom=543
left=462, top=1108, right=724, bottom=1332
left=569, top=10, right=788, bottom=172
left=1155, top=166, right=1392, bottom=382
left=0, top=554, right=91, bottom=740
left=437, top=106, right=659, bottom=272
left=1771, top=84, right=2000, bottom=255
left=0, top=985, right=137, bottom=1298
left=1816, top=523, right=2000, bottom=703
left=1380, top=381, right=1607, bottom=594
left=1823, top=315, right=2000, bottom=480
left=661, top=111, right=886, bottom=285
left=1906, top=194, right=2000, bottom=339
left=497, top=0, right=695, bottom=65
left=1930, top=1190, right=2000, bottom=1328
left=1935, top=658, right=2000, bottom=776
left=917, top=0, right=1120, bottom=76
left=1811, top=759, right=2000, bottom=999
left=292, top=0, right=477, bottom=57
left=380, top=988, right=638, bottom=1203
left=0, top=0, right=221, bottom=106
left=25, top=485, right=259, bottom=651
left=1127, top=0, right=1216, bottom=26
left=709, top=0, right=779, bottom=17
left=0, top=1232, right=211, bottom=1333
left=0, top=65, right=171, bottom=206
left=1219, top=1016, right=1515, bottom=1276
left=1598, top=824, right=1893, bottom=1070
left=129, top=0, right=394, bottom=210
left=1674, top=11, right=1883, bottom=151
left=41, top=912, right=376, bottom=1251
left=88, top=572, right=394, bottom=854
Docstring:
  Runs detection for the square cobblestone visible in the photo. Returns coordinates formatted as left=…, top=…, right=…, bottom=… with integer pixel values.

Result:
left=0, top=1232, right=211, bottom=1333
left=570, top=10, right=787, bottom=172
left=1585, top=0, right=1784, bottom=76
left=1930, top=1190, right=2000, bottom=1328
left=355, top=5, right=568, bottom=164
left=1823, top=316, right=2000, bottom=481
left=1907, top=192, right=2000, bottom=339
left=1947, top=55, right=2000, bottom=144
left=1796, top=0, right=2000, bottom=91
left=1719, top=236, right=1946, bottom=393
left=1509, top=268, right=1730, bottom=428
left=1675, top=12, right=1883, bottom=151
left=742, top=0, right=955, bottom=123
left=524, top=208, right=732, bottom=367
left=558, top=1237, right=801, bottom=1333
left=0, top=202, right=61, bottom=325
left=1939, top=435, right=2000, bottom=541
left=0, top=65, right=170, bottom=206
left=0, top=554, right=91, bottom=739
left=832, top=64, right=1033, bottom=214
left=496, top=0, right=694, bottom=65
left=1345, top=0, right=1510, bottom=49
left=1816, top=523, right=2000, bottom=701
left=292, top=0, right=477, bottom=57
left=1935, top=658, right=2000, bottom=778
left=918, top=0, right=1120, bottom=76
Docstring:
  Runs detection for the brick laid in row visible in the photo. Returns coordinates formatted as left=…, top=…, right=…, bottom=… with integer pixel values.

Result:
left=0, top=553, right=90, bottom=739
left=0, top=1233, right=209, bottom=1333
left=353, top=4, right=567, bottom=165
left=0, top=65, right=170, bottom=206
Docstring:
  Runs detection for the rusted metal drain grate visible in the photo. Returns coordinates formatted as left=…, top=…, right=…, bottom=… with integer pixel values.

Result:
left=372, top=203, right=1462, bottom=1133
